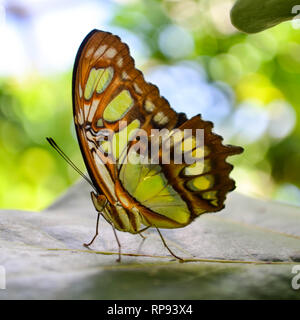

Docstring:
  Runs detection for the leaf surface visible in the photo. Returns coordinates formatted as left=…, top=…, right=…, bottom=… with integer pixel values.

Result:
left=231, top=0, right=299, bottom=33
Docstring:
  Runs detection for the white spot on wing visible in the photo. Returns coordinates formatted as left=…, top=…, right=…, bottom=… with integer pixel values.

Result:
left=133, top=83, right=142, bottom=95
left=87, top=140, right=94, bottom=150
left=85, top=130, right=94, bottom=141
left=160, top=116, right=169, bottom=125
left=144, top=100, right=155, bottom=113
left=88, top=99, right=100, bottom=122
left=77, top=109, right=84, bottom=125
left=105, top=48, right=117, bottom=59
left=94, top=45, right=107, bottom=60
left=84, top=104, right=90, bottom=120
left=153, top=111, right=169, bottom=125
left=122, top=71, right=129, bottom=80
left=94, top=150, right=117, bottom=199
left=79, top=83, right=83, bottom=98
left=85, top=47, right=94, bottom=58
left=117, top=57, right=123, bottom=67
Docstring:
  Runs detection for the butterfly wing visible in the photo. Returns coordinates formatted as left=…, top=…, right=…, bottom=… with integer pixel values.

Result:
left=117, top=115, right=243, bottom=228
left=73, top=29, right=181, bottom=204
left=73, top=29, right=243, bottom=232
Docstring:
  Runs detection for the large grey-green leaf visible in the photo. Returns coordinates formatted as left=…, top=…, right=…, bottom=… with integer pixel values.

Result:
left=0, top=180, right=300, bottom=299
left=231, top=0, right=299, bottom=33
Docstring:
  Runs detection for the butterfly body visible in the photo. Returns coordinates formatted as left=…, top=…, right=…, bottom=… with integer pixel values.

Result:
left=72, top=29, right=243, bottom=238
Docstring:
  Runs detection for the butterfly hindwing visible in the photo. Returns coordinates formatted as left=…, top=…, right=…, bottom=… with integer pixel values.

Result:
left=117, top=114, right=243, bottom=228
left=161, top=115, right=243, bottom=217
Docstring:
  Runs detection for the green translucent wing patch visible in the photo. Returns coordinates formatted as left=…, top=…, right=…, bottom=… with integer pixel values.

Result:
left=84, top=67, right=114, bottom=100
left=183, top=159, right=211, bottom=176
left=99, top=119, right=140, bottom=161
left=103, top=89, right=134, bottom=122
left=186, top=174, right=215, bottom=191
left=120, top=151, right=190, bottom=225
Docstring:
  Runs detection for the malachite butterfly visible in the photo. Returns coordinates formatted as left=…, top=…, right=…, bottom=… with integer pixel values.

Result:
left=52, top=29, right=243, bottom=261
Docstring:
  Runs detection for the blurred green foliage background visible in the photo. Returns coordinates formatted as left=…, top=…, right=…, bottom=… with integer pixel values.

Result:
left=1, top=0, right=300, bottom=211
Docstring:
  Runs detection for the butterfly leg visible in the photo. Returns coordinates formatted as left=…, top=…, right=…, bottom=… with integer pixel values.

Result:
left=83, top=212, right=100, bottom=248
left=139, top=233, right=146, bottom=240
left=84, top=193, right=108, bottom=248
left=136, top=226, right=150, bottom=253
left=155, top=227, right=184, bottom=262
left=111, top=225, right=122, bottom=262
left=137, top=226, right=150, bottom=240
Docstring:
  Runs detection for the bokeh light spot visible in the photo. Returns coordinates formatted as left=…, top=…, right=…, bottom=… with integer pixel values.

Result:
left=158, top=24, right=194, bottom=59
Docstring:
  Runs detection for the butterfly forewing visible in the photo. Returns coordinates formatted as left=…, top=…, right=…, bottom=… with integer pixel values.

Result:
left=73, top=30, right=179, bottom=197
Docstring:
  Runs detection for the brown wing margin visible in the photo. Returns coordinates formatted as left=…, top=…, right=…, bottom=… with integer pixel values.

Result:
left=161, top=114, right=243, bottom=220
left=72, top=29, right=101, bottom=192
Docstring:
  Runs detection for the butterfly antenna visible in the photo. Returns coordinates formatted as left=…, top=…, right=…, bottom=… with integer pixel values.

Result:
left=46, top=137, right=97, bottom=193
